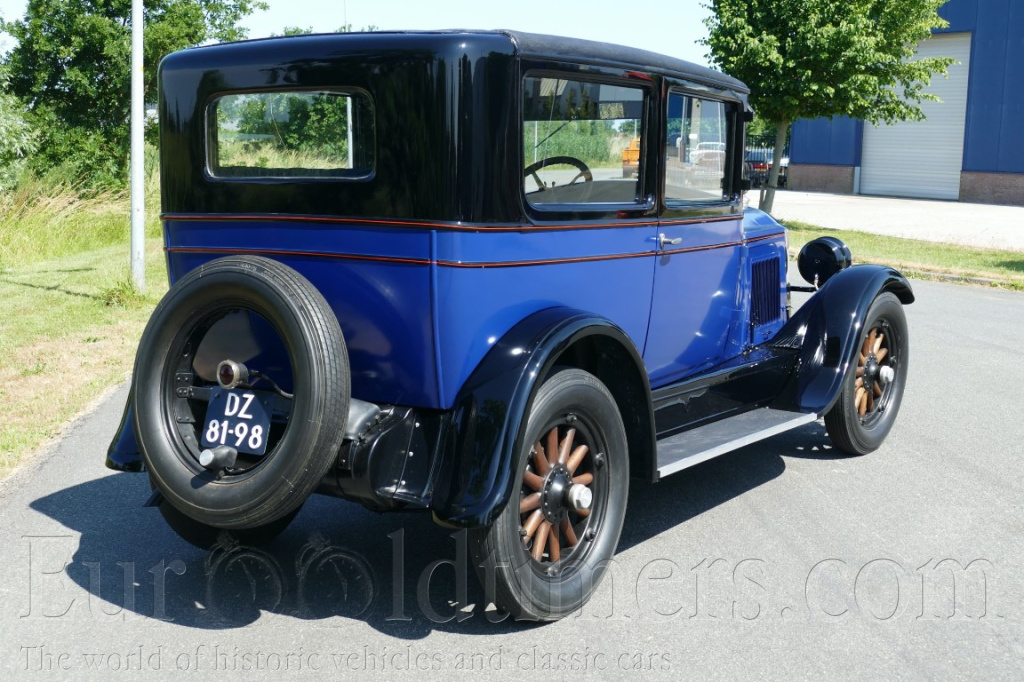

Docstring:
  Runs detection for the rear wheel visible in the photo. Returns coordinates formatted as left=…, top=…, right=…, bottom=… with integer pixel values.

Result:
left=152, top=479, right=301, bottom=550
left=133, top=255, right=349, bottom=530
left=471, top=369, right=628, bottom=621
left=825, top=292, right=909, bottom=455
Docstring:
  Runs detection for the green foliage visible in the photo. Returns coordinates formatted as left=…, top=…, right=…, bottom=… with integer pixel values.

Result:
left=213, top=90, right=376, bottom=175
left=703, top=0, right=953, bottom=126
left=0, top=147, right=161, bottom=268
left=746, top=115, right=776, bottom=139
left=232, top=93, right=351, bottom=161
left=703, top=0, right=952, bottom=211
left=100, top=272, right=147, bottom=308
left=0, top=66, right=38, bottom=189
left=525, top=120, right=620, bottom=167
left=0, top=0, right=266, bottom=187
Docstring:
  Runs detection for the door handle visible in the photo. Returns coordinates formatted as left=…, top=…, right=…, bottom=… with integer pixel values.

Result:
left=658, top=233, right=682, bottom=247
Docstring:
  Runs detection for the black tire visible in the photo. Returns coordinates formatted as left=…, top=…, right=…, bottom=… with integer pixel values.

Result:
left=153, top=481, right=301, bottom=550
left=470, top=368, right=628, bottom=621
left=825, top=292, right=909, bottom=455
left=133, top=256, right=349, bottom=530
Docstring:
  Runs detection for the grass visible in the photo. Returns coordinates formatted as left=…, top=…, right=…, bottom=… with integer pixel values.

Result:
left=100, top=272, right=149, bottom=308
left=0, top=170, right=161, bottom=269
left=0, top=241, right=168, bottom=478
left=218, top=140, right=349, bottom=171
left=783, top=220, right=1024, bottom=290
left=0, top=164, right=167, bottom=480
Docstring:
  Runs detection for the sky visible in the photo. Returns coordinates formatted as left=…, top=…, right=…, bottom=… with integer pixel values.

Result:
left=0, top=0, right=713, bottom=66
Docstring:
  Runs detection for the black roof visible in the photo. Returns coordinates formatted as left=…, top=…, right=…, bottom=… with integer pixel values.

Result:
left=179, top=28, right=747, bottom=96
left=501, top=30, right=748, bottom=94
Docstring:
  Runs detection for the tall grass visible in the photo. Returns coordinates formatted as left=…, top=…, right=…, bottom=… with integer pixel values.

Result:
left=0, top=155, right=161, bottom=269
left=218, top=139, right=349, bottom=171
left=525, top=120, right=630, bottom=169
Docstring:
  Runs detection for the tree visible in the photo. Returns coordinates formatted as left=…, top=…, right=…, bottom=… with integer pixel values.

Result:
left=703, top=0, right=953, bottom=212
left=0, top=65, right=38, bottom=189
left=1, top=0, right=266, bottom=186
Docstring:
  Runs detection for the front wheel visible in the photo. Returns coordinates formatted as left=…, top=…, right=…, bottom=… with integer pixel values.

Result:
left=470, top=369, right=628, bottom=621
left=825, top=292, right=909, bottom=455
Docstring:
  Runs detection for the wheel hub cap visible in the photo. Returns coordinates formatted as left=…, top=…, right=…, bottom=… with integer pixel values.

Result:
left=518, top=423, right=598, bottom=564
left=854, top=324, right=894, bottom=419
left=541, top=465, right=572, bottom=522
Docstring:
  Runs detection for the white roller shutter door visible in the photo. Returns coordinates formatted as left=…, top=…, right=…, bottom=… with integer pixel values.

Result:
left=860, top=32, right=972, bottom=200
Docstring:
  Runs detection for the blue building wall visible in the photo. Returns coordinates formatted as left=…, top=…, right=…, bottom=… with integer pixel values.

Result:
left=790, top=0, right=1023, bottom=175
left=790, top=117, right=861, bottom=167
left=954, top=0, right=1024, bottom=174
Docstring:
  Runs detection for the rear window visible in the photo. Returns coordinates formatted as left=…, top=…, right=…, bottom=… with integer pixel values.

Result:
left=208, top=90, right=375, bottom=179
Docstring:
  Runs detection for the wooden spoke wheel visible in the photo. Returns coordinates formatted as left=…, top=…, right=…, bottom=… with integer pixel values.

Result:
left=854, top=323, right=895, bottom=424
left=518, top=422, right=600, bottom=567
left=470, top=368, right=628, bottom=621
left=825, top=292, right=909, bottom=456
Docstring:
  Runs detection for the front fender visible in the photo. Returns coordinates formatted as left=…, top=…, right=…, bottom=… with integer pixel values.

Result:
left=771, top=264, right=913, bottom=415
left=430, top=307, right=651, bottom=528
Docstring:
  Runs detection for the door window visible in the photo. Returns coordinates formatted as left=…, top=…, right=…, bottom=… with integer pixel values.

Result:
left=665, top=93, right=728, bottom=204
left=523, top=76, right=646, bottom=207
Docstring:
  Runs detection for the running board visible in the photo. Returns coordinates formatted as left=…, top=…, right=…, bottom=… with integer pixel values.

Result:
left=656, top=408, right=817, bottom=479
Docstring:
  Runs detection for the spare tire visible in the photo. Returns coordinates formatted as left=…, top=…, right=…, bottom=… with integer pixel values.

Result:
left=133, top=255, right=349, bottom=530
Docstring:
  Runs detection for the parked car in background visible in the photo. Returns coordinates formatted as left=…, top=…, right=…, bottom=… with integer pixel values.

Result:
left=690, top=140, right=726, bottom=166
left=745, top=147, right=789, bottom=187
left=108, top=30, right=913, bottom=622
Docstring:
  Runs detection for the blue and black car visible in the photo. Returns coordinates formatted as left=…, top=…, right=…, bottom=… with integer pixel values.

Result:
left=108, top=30, right=913, bottom=621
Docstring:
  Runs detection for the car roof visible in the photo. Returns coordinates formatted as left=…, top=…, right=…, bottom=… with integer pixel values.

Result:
left=178, top=29, right=747, bottom=97
left=502, top=30, right=748, bottom=94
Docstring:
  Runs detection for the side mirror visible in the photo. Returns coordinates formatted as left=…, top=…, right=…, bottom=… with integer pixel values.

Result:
left=797, top=236, right=852, bottom=287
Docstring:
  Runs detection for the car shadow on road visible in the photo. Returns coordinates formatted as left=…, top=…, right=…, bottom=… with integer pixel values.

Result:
left=29, top=422, right=835, bottom=637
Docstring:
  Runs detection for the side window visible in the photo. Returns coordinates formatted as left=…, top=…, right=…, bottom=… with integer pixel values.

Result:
left=208, top=90, right=375, bottom=179
left=665, top=92, right=728, bottom=203
left=522, top=76, right=645, bottom=207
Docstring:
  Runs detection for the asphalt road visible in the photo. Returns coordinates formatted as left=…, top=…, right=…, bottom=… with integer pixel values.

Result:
left=2, top=278, right=1023, bottom=680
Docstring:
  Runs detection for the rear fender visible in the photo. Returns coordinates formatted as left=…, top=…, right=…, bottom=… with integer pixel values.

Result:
left=107, top=396, right=144, bottom=472
left=430, top=307, right=653, bottom=528
left=771, top=264, right=913, bottom=415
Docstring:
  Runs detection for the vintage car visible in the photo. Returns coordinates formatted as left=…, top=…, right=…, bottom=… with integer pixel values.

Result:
left=107, top=30, right=912, bottom=621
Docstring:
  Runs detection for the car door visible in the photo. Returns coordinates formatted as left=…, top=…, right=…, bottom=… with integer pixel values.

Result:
left=643, top=91, right=745, bottom=388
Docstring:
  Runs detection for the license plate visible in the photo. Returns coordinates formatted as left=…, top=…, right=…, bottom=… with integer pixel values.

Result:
left=200, top=389, right=275, bottom=456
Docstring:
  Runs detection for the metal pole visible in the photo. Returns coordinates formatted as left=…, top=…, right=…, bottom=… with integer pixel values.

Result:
left=130, top=0, right=145, bottom=290
left=347, top=97, right=353, bottom=169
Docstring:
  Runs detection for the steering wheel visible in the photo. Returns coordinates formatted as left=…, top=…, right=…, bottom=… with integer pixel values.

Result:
left=524, top=155, right=593, bottom=192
